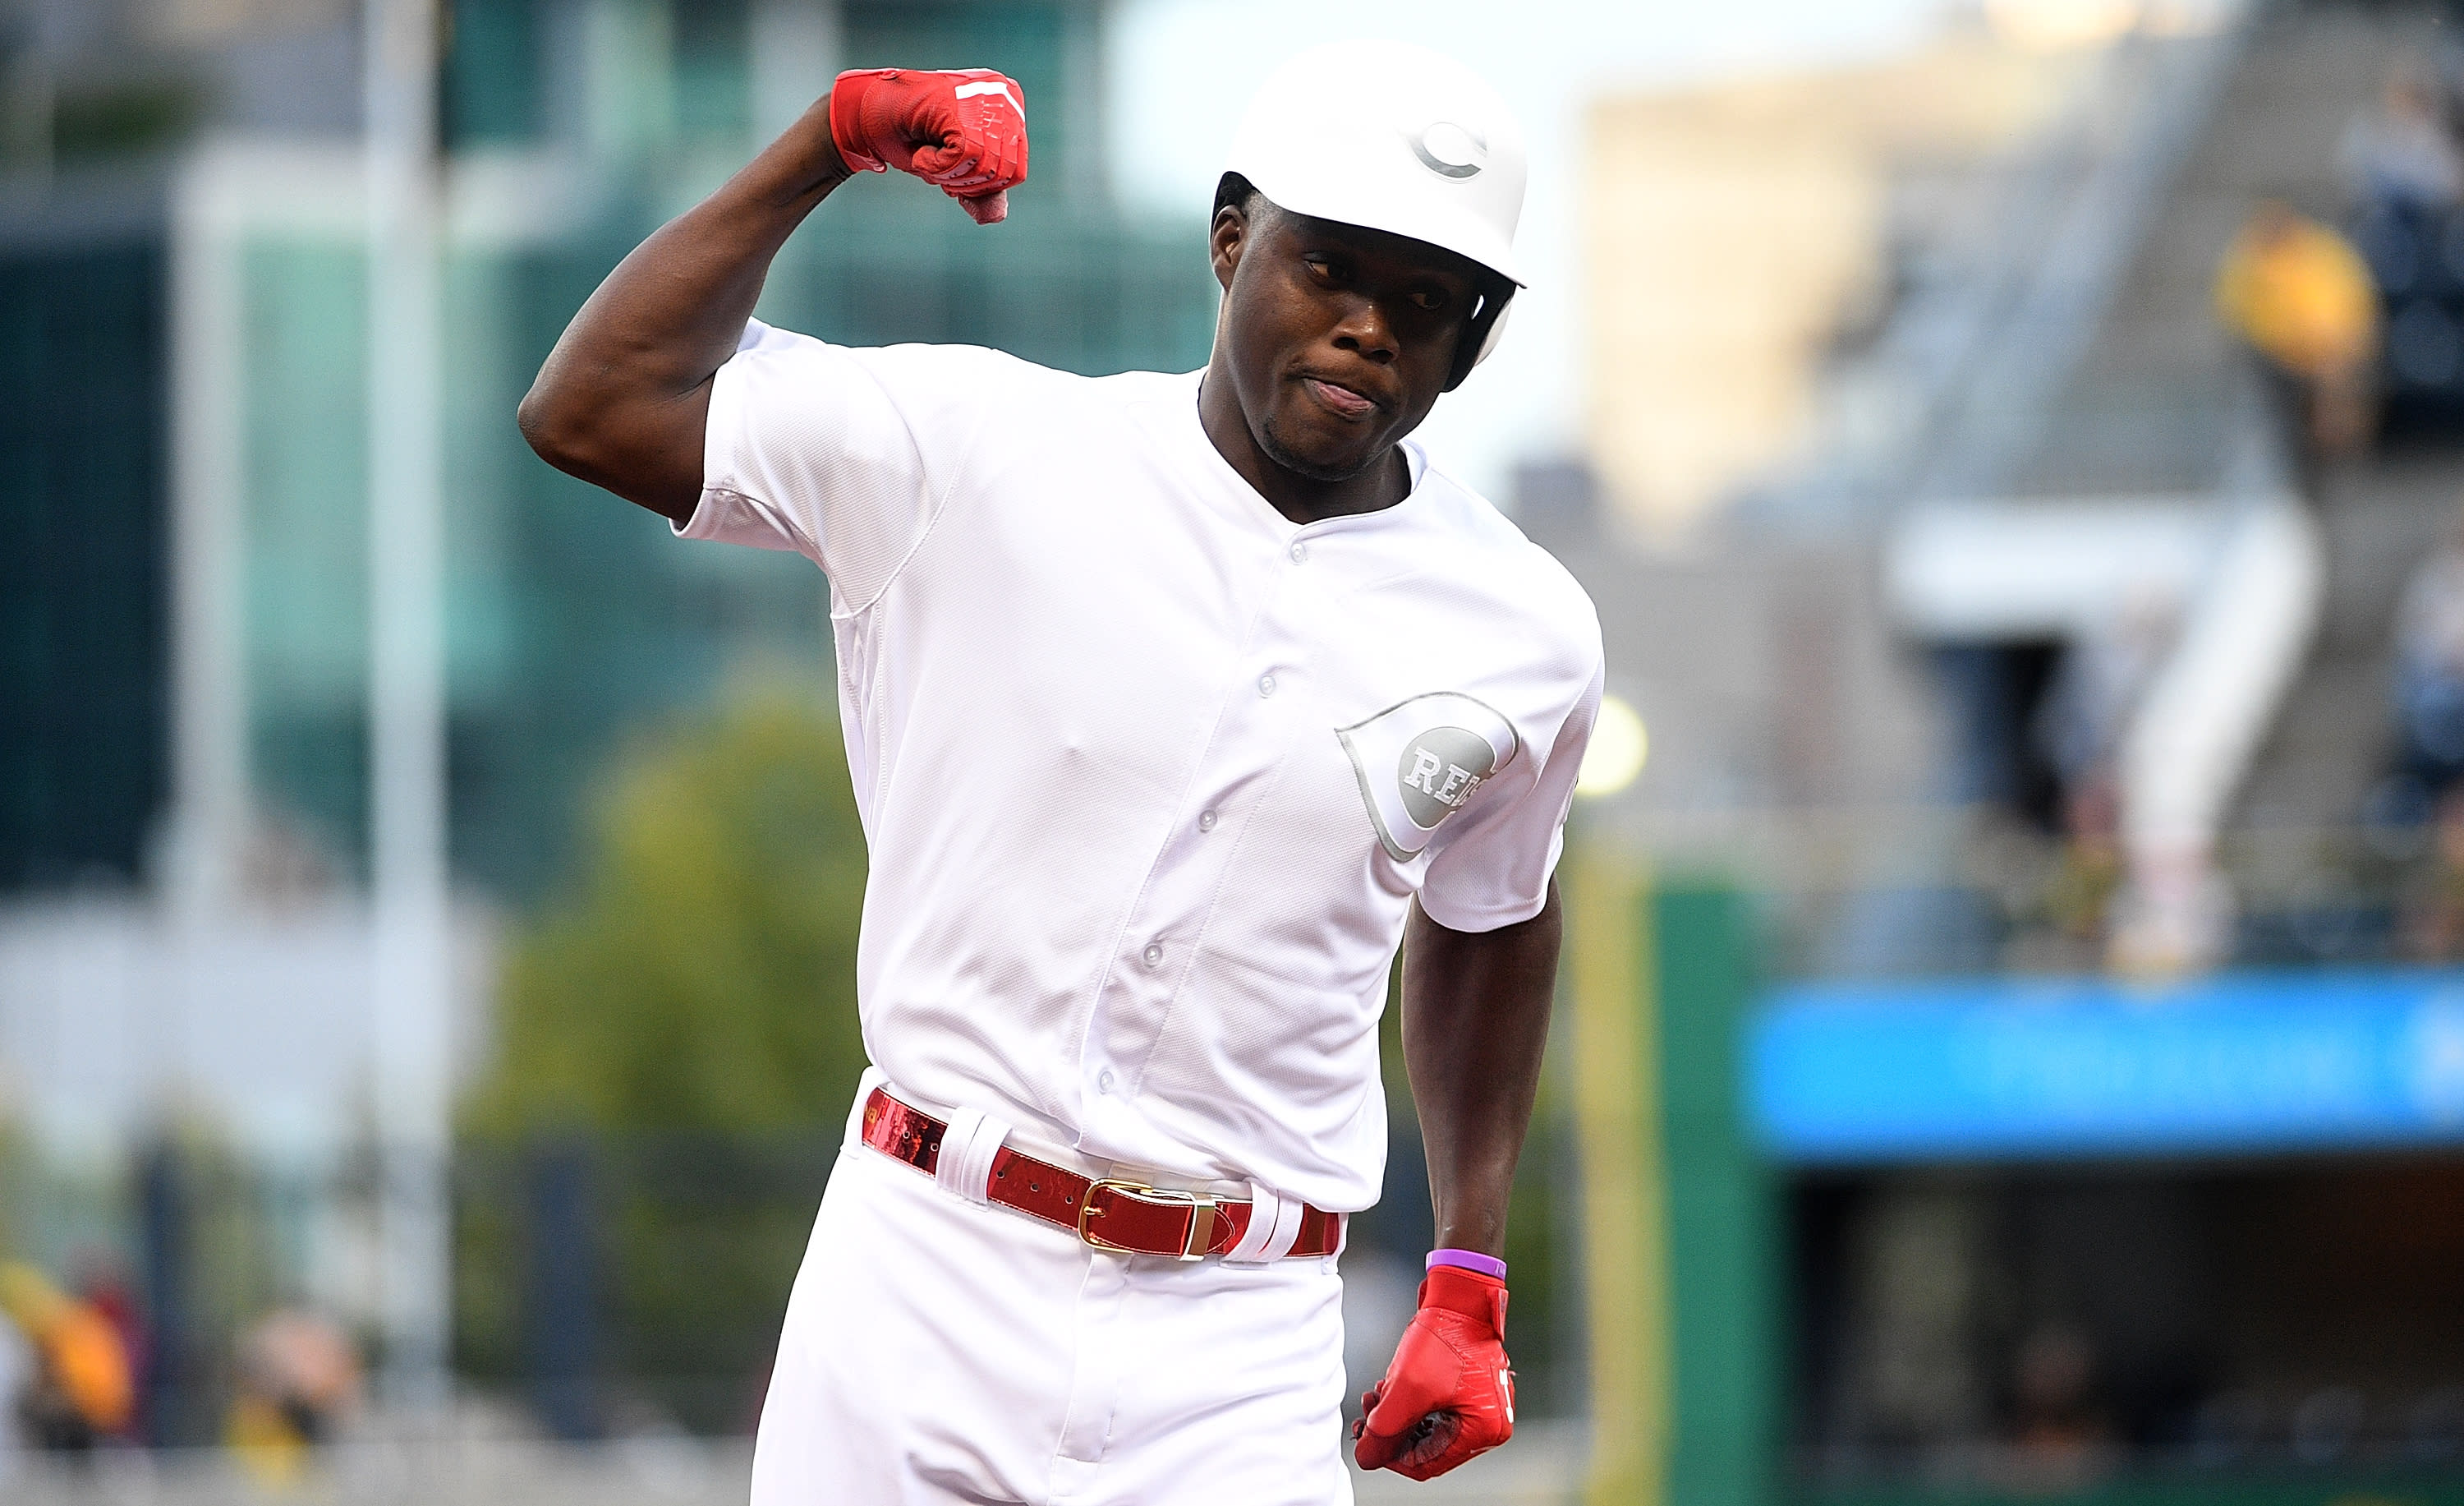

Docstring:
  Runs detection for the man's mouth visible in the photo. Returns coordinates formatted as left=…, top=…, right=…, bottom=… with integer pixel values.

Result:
left=1301, top=375, right=1379, bottom=421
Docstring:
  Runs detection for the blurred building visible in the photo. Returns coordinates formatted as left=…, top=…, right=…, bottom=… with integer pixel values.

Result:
left=1584, top=25, right=2090, bottom=544
left=0, top=0, right=1220, bottom=1453
left=0, top=0, right=1210, bottom=1215
left=1568, top=0, right=2316, bottom=954
left=1565, top=3, right=2464, bottom=1503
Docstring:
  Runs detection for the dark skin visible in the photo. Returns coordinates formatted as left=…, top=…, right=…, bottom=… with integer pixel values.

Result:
left=1200, top=191, right=1475, bottom=523
left=517, top=94, right=1561, bottom=1273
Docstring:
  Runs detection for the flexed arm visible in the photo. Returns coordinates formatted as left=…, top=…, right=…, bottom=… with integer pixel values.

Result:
left=517, top=70, right=1028, bottom=523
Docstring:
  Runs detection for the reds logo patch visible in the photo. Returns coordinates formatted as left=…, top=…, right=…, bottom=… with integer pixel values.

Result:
left=1335, top=693, right=1519, bottom=862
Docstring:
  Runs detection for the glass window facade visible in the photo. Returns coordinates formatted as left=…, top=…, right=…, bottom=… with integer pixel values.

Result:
left=1, top=0, right=1217, bottom=900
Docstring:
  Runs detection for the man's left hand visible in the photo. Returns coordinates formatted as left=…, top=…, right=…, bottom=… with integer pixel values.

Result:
left=1351, top=1264, right=1515, bottom=1480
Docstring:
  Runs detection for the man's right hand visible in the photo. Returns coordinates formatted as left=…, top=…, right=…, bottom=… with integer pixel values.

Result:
left=520, top=66, right=1026, bottom=522
left=829, top=67, right=1030, bottom=223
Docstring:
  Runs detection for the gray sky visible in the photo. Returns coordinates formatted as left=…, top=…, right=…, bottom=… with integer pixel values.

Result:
left=1106, top=0, right=1956, bottom=500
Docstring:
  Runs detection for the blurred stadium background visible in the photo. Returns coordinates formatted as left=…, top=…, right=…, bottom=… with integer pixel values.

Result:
left=11, top=0, right=2464, bottom=1503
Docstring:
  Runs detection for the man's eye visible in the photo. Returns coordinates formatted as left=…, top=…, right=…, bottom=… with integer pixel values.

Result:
left=1409, top=290, right=1449, bottom=312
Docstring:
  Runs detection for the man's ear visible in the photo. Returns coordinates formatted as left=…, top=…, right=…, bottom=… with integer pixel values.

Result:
left=1209, top=203, right=1248, bottom=293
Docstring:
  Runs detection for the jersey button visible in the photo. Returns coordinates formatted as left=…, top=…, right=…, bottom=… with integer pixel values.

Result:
left=1257, top=675, right=1276, bottom=698
left=1142, top=942, right=1165, bottom=968
left=1096, top=1068, right=1116, bottom=1094
left=1198, top=809, right=1218, bottom=832
left=1289, top=541, right=1308, bottom=564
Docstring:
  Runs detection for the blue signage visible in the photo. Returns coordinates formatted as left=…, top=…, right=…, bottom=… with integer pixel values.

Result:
left=1748, top=969, right=2464, bottom=1163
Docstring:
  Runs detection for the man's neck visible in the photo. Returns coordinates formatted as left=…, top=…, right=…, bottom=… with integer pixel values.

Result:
left=1198, top=366, right=1409, bottom=527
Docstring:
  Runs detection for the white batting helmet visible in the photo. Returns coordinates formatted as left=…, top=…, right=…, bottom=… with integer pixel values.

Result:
left=1223, top=40, right=1528, bottom=389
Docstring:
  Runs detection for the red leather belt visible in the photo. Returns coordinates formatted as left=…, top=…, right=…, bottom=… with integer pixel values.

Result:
left=859, top=1087, right=1341, bottom=1260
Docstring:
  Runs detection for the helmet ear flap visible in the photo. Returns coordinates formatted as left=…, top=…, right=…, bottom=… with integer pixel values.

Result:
left=1444, top=283, right=1515, bottom=392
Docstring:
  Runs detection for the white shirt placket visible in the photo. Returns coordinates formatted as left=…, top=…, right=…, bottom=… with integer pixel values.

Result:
left=1079, top=528, right=1323, bottom=1119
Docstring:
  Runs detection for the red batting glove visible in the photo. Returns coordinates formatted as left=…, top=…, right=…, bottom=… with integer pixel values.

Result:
left=1350, top=1264, right=1516, bottom=1480
left=829, top=67, right=1028, bottom=224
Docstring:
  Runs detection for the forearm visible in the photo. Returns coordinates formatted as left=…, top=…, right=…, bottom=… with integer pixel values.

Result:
left=517, top=94, right=853, bottom=512
left=553, top=100, right=848, bottom=389
left=1399, top=884, right=1562, bottom=1257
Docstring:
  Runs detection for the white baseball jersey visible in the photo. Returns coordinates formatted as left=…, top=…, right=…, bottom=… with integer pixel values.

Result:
left=683, top=320, right=1603, bottom=1213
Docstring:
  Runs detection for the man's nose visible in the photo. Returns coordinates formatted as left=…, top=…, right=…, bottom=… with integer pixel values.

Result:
left=1330, top=297, right=1399, bottom=365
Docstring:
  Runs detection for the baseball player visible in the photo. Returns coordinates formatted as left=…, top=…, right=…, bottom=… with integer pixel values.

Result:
left=519, top=39, right=1602, bottom=1504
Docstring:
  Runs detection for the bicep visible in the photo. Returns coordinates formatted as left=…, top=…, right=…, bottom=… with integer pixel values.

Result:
left=1403, top=884, right=1563, bottom=1011
left=519, top=348, right=715, bottom=526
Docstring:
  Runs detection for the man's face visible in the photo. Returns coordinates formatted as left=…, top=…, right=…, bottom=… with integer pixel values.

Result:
left=1210, top=198, right=1484, bottom=484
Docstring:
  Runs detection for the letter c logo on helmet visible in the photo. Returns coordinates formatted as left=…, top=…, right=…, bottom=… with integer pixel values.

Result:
left=1409, top=120, right=1487, bottom=180
left=1223, top=40, right=1527, bottom=389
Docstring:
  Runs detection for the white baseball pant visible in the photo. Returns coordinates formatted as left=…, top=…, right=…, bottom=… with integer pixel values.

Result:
left=748, top=1079, right=1354, bottom=1504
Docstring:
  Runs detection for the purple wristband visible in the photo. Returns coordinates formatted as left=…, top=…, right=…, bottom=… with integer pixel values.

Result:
left=1427, top=1247, right=1507, bottom=1280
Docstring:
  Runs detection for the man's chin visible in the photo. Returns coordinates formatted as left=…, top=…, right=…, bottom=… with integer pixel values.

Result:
left=1257, top=412, right=1381, bottom=485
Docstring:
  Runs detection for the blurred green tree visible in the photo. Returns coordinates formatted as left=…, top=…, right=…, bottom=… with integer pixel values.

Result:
left=457, top=687, right=871, bottom=1429
left=469, top=686, right=871, bottom=1135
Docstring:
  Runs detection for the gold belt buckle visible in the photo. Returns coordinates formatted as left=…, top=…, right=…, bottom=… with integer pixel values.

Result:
left=1078, top=1178, right=1219, bottom=1261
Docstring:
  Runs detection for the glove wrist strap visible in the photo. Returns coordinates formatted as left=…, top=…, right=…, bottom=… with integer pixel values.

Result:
left=1419, top=1263, right=1508, bottom=1336
left=827, top=69, right=894, bottom=174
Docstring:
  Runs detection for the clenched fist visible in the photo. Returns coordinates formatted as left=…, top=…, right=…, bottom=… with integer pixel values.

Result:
left=1351, top=1264, right=1516, bottom=1480
left=828, top=67, right=1029, bottom=223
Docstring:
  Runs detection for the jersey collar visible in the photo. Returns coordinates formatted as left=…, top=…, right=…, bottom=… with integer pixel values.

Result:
left=1174, top=370, right=1431, bottom=541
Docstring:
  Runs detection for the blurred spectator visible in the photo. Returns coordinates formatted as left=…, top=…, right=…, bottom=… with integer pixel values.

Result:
left=2339, top=65, right=2464, bottom=215
left=2106, top=843, right=2235, bottom=979
left=2035, top=592, right=2177, bottom=797
left=2043, top=776, right=2125, bottom=945
left=2384, top=514, right=2464, bottom=956
left=0, top=1263, right=133, bottom=1452
left=2007, top=1326, right=2114, bottom=1485
left=2398, top=787, right=2464, bottom=960
left=2214, top=200, right=2379, bottom=480
left=2291, top=1385, right=2366, bottom=1465
left=2034, top=596, right=2173, bottom=951
left=2409, top=1385, right=2464, bottom=1461
left=2394, top=509, right=2464, bottom=792
left=0, top=1310, right=27, bottom=1480
left=69, top=1250, right=147, bottom=1438
left=226, top=1307, right=360, bottom=1483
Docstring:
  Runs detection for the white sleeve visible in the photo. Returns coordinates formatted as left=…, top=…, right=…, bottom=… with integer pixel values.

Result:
left=678, top=320, right=1010, bottom=608
left=1415, top=660, right=1603, bottom=933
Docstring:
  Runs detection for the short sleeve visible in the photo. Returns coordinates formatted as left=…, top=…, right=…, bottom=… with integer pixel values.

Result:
left=1416, top=661, right=1604, bottom=933
left=678, top=320, right=1013, bottom=609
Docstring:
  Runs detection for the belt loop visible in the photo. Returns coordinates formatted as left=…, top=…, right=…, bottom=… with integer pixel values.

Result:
left=1225, top=1182, right=1305, bottom=1263
left=1264, top=1191, right=1306, bottom=1260
left=934, top=1105, right=1009, bottom=1206
left=1222, top=1182, right=1284, bottom=1264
